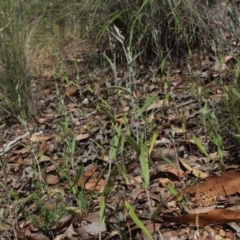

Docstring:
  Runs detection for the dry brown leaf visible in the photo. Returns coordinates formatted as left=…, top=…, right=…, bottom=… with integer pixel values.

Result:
left=46, top=164, right=56, bottom=172
left=34, top=114, right=60, bottom=124
left=123, top=106, right=130, bottom=112
left=84, top=165, right=98, bottom=181
left=147, top=113, right=154, bottom=123
left=14, top=158, right=23, bottom=172
left=85, top=178, right=106, bottom=192
left=116, top=117, right=125, bottom=125
left=46, top=174, right=59, bottom=185
left=208, top=151, right=229, bottom=160
left=20, top=224, right=32, bottom=238
left=143, top=220, right=161, bottom=235
left=128, top=176, right=142, bottom=184
left=179, top=158, right=208, bottom=179
left=166, top=166, right=186, bottom=178
left=77, top=165, right=98, bottom=186
left=182, top=170, right=240, bottom=201
left=65, top=85, right=78, bottom=96
left=75, top=222, right=106, bottom=239
left=163, top=209, right=240, bottom=226
left=13, top=147, right=30, bottom=155
left=54, top=224, right=78, bottom=240
left=38, top=141, right=49, bottom=154
left=150, top=147, right=176, bottom=161
left=159, top=178, right=171, bottom=187
left=30, top=135, right=51, bottom=142
left=147, top=99, right=164, bottom=111
left=171, top=124, right=186, bottom=134
left=43, top=86, right=53, bottom=94
left=38, top=118, right=49, bottom=124
left=85, top=211, right=109, bottom=237
left=183, top=205, right=217, bottom=214
left=188, top=136, right=206, bottom=145
left=75, top=133, right=89, bottom=141
left=38, top=155, right=51, bottom=163
left=53, top=216, right=76, bottom=236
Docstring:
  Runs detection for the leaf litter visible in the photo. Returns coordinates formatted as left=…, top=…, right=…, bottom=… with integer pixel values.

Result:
left=2, top=17, right=240, bottom=240
left=0, top=75, right=239, bottom=239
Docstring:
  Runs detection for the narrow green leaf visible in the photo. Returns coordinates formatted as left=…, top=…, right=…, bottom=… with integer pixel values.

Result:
left=125, top=201, right=153, bottom=240
left=71, top=135, right=76, bottom=157
left=112, top=25, right=124, bottom=44
left=103, top=167, right=118, bottom=197
left=148, top=130, right=158, bottom=155
left=151, top=202, right=165, bottom=222
left=136, top=96, right=156, bottom=118
left=232, top=88, right=240, bottom=99
left=168, top=183, right=178, bottom=196
left=162, top=157, right=177, bottom=169
left=74, top=166, right=84, bottom=186
left=106, top=86, right=132, bottom=95
left=98, top=106, right=116, bottom=124
left=193, top=135, right=208, bottom=157
left=140, top=142, right=150, bottom=189
left=118, top=162, right=128, bottom=184
left=97, top=97, right=111, bottom=109
left=100, top=196, right=106, bottom=225
left=103, top=51, right=114, bottom=69
left=126, top=135, right=141, bottom=154
left=66, top=208, right=82, bottom=218
left=168, top=183, right=184, bottom=206
left=163, top=92, right=170, bottom=105
left=120, top=132, right=125, bottom=155
left=100, top=167, right=118, bottom=225
left=112, top=125, right=121, bottom=159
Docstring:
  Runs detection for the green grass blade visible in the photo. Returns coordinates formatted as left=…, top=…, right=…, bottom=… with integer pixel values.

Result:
left=100, top=167, right=118, bottom=224
left=148, top=130, right=158, bottom=155
left=151, top=202, right=165, bottom=222
left=140, top=141, right=150, bottom=189
left=109, top=125, right=121, bottom=160
left=162, top=157, right=177, bottom=169
left=136, top=96, right=156, bottom=118
left=106, top=86, right=132, bottom=95
left=168, top=183, right=184, bottom=206
left=193, top=135, right=208, bottom=157
left=126, top=135, right=141, bottom=154
left=118, top=162, right=128, bottom=184
left=232, top=88, right=240, bottom=99
left=125, top=201, right=153, bottom=240
left=103, top=167, right=118, bottom=197
left=100, top=196, right=106, bottom=225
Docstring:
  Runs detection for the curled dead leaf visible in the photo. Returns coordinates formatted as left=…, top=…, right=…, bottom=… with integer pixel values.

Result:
left=164, top=209, right=240, bottom=226
left=179, top=170, right=240, bottom=205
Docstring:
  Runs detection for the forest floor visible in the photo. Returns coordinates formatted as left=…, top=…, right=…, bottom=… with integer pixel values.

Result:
left=1, top=32, right=240, bottom=240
